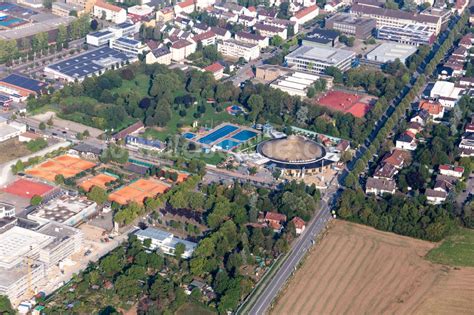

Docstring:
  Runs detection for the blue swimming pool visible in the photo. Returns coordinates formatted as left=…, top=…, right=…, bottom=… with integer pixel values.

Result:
left=182, top=132, right=196, bottom=139
left=232, top=130, right=257, bottom=141
left=217, top=139, right=240, bottom=150
left=198, top=124, right=239, bottom=145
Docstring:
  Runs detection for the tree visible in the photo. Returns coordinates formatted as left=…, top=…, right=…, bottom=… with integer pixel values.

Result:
left=39, top=122, right=46, bottom=130
left=0, top=295, right=14, bottom=315
left=247, top=94, right=264, bottom=122
left=384, top=0, right=399, bottom=9
left=325, top=66, right=343, bottom=83
left=56, top=25, right=68, bottom=50
left=402, top=0, right=417, bottom=11
left=271, top=35, right=283, bottom=47
left=55, top=174, right=65, bottom=185
left=174, top=243, right=186, bottom=259
left=90, top=19, right=99, bottom=31
left=87, top=186, right=108, bottom=205
left=31, top=195, right=43, bottom=206
left=306, top=87, right=316, bottom=98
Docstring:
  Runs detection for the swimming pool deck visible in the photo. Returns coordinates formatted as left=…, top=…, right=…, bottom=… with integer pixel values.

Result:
left=191, top=123, right=260, bottom=150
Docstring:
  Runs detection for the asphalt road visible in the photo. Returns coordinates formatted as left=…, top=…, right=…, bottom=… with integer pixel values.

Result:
left=248, top=178, right=339, bottom=314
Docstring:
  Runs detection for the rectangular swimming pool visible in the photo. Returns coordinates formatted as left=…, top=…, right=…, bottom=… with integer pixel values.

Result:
left=217, top=139, right=240, bottom=150
left=198, top=124, right=239, bottom=145
left=232, top=130, right=257, bottom=141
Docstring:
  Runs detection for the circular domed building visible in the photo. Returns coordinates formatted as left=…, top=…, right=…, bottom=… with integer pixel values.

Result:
left=257, top=135, right=330, bottom=177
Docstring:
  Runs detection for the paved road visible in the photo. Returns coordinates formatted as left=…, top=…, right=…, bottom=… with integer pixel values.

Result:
left=248, top=178, right=339, bottom=314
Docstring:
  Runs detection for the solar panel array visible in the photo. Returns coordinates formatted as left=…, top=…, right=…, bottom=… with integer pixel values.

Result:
left=46, top=47, right=132, bottom=80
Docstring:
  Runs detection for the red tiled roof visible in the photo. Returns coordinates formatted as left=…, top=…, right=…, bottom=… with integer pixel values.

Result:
left=248, top=6, right=256, bottom=12
left=294, top=5, right=318, bottom=19
left=95, top=0, right=123, bottom=12
left=265, top=211, right=287, bottom=222
left=171, top=39, right=193, bottom=49
left=204, top=62, right=224, bottom=73
left=178, top=0, right=195, bottom=8
left=192, top=30, right=216, bottom=42
left=419, top=100, right=443, bottom=115
left=291, top=216, right=305, bottom=229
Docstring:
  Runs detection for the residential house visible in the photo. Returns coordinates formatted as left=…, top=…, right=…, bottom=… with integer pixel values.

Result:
left=93, top=0, right=127, bottom=24
left=459, top=133, right=474, bottom=157
left=410, top=109, right=429, bottom=126
left=175, top=16, right=194, bottom=29
left=426, top=189, right=447, bottom=204
left=396, top=131, right=417, bottom=151
left=373, top=163, right=398, bottom=179
left=419, top=100, right=445, bottom=120
left=210, top=27, right=232, bottom=40
left=324, top=0, right=346, bottom=12
left=290, top=5, right=319, bottom=25
left=192, top=30, right=217, bottom=46
left=193, top=22, right=210, bottom=34
left=145, top=46, right=172, bottom=65
left=257, top=7, right=279, bottom=21
left=263, top=211, right=287, bottom=232
left=365, top=177, right=396, bottom=195
left=291, top=217, right=306, bottom=235
left=430, top=80, right=463, bottom=108
left=439, top=164, right=464, bottom=178
left=174, top=0, right=195, bottom=15
left=238, top=14, right=257, bottom=27
left=459, top=33, right=473, bottom=49
left=407, top=121, right=423, bottom=135
left=465, top=123, right=474, bottom=133
left=218, top=39, right=260, bottom=61
left=254, top=23, right=287, bottom=40
left=235, top=31, right=269, bottom=49
left=263, top=18, right=298, bottom=35
left=382, top=149, right=408, bottom=169
left=203, top=62, right=225, bottom=80
left=170, top=39, right=196, bottom=61
left=156, top=7, right=174, bottom=23
left=459, top=77, right=474, bottom=88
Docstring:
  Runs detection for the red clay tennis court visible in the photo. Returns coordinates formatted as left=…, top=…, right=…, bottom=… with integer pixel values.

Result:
left=109, top=179, right=170, bottom=205
left=25, top=154, right=96, bottom=182
left=316, top=91, right=372, bottom=118
left=2, top=178, right=55, bottom=199
left=79, top=173, right=117, bottom=192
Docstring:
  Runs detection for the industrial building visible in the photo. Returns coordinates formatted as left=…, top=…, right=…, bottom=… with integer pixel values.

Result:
left=285, top=45, right=355, bottom=74
left=430, top=80, right=463, bottom=108
left=0, top=224, right=83, bottom=303
left=135, top=227, right=197, bottom=258
left=365, top=42, right=417, bottom=64
left=28, top=194, right=97, bottom=226
left=325, top=13, right=376, bottom=39
left=44, top=47, right=137, bottom=82
left=218, top=39, right=260, bottom=61
left=269, top=71, right=321, bottom=97
left=0, top=74, right=46, bottom=101
left=86, top=30, right=116, bottom=46
left=377, top=24, right=435, bottom=46
left=0, top=116, right=27, bottom=142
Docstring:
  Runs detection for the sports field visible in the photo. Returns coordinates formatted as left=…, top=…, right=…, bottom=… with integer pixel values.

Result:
left=109, top=179, right=169, bottom=205
left=3, top=178, right=54, bottom=199
left=79, top=173, right=117, bottom=192
left=26, top=154, right=96, bottom=182
left=272, top=221, right=474, bottom=315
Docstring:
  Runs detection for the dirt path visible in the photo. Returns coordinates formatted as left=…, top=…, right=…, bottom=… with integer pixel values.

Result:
left=272, top=221, right=474, bottom=315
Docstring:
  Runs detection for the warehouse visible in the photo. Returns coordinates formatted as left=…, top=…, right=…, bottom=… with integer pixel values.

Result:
left=0, top=73, right=46, bottom=101
left=44, top=47, right=137, bottom=82
left=285, top=45, right=355, bottom=74
left=269, top=71, right=321, bottom=97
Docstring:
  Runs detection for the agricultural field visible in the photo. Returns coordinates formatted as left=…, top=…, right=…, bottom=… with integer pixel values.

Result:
left=272, top=221, right=474, bottom=315
left=426, top=228, right=474, bottom=267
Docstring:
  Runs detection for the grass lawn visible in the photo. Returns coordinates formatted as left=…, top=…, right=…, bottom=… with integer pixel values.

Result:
left=175, top=303, right=215, bottom=315
left=111, top=73, right=150, bottom=96
left=426, top=228, right=474, bottom=267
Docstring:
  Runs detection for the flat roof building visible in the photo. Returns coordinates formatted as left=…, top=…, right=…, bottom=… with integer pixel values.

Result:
left=110, top=37, right=148, bottom=56
left=0, top=74, right=46, bottom=100
left=365, top=42, right=417, bottom=64
left=269, top=71, right=321, bottom=97
left=377, top=24, right=436, bottom=46
left=285, top=45, right=355, bottom=74
left=325, top=13, right=376, bottom=39
left=218, top=39, right=260, bottom=61
left=44, top=47, right=137, bottom=82
left=302, top=28, right=339, bottom=47
left=28, top=194, right=97, bottom=226
left=351, top=3, right=442, bottom=35
left=135, top=227, right=197, bottom=259
left=86, top=30, right=116, bottom=46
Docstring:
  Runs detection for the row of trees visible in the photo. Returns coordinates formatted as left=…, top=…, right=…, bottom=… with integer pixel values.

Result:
left=0, top=15, right=91, bottom=64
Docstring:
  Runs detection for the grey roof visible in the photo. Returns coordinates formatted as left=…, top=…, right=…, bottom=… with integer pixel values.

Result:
left=366, top=177, right=396, bottom=191
left=72, top=143, right=103, bottom=155
left=304, top=29, right=339, bottom=44
left=136, top=227, right=172, bottom=241
left=351, top=3, right=440, bottom=24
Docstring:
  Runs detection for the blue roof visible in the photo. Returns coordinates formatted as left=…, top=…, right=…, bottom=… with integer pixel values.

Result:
left=117, top=22, right=134, bottom=29
left=126, top=135, right=164, bottom=148
left=0, top=74, right=45, bottom=93
left=116, top=37, right=140, bottom=45
left=90, top=30, right=113, bottom=37
left=46, top=47, right=133, bottom=79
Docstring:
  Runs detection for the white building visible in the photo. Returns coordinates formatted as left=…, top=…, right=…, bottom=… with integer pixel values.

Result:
left=0, top=117, right=26, bottom=142
left=285, top=45, right=355, bottom=74
left=235, top=31, right=269, bottom=49
left=93, top=0, right=127, bottom=24
left=430, top=81, right=463, bottom=108
left=170, top=39, right=197, bottom=61
left=135, top=227, right=197, bottom=258
left=366, top=43, right=417, bottom=64
left=439, top=165, right=464, bottom=178
left=254, top=23, right=287, bottom=40
left=395, top=131, right=417, bottom=151
left=269, top=71, right=321, bottom=97
left=174, top=0, right=195, bottom=15
left=218, top=39, right=260, bottom=61
left=0, top=202, right=15, bottom=218
left=290, top=5, right=319, bottom=25
left=145, top=46, right=172, bottom=65
left=86, top=30, right=116, bottom=46
left=426, top=188, right=447, bottom=204
left=28, top=195, right=97, bottom=226
left=110, top=37, right=148, bottom=56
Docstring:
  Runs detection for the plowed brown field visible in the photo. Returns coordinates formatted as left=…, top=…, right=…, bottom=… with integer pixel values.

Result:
left=272, top=221, right=474, bottom=315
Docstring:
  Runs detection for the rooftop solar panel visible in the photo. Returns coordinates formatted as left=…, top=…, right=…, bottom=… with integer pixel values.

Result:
left=0, top=73, right=45, bottom=93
